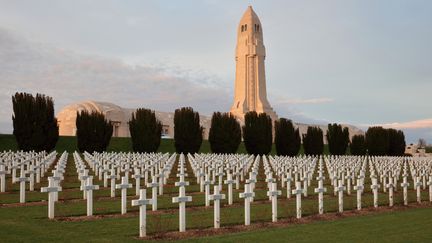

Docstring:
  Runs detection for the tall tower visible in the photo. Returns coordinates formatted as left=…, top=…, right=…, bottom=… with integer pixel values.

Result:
left=230, top=6, right=278, bottom=121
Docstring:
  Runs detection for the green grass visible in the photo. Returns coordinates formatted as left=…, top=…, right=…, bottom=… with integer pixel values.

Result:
left=0, top=134, right=321, bottom=155
left=0, top=153, right=431, bottom=242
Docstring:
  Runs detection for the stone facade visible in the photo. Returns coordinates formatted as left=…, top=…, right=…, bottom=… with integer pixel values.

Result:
left=57, top=101, right=212, bottom=138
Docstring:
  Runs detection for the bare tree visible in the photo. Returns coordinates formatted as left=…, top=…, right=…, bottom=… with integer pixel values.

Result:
left=418, top=138, right=427, bottom=148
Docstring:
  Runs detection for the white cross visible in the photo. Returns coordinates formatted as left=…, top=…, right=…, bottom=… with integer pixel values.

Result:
left=239, top=183, right=255, bottom=225
left=27, top=164, right=36, bottom=191
left=133, top=169, right=144, bottom=196
left=209, top=185, right=226, bottom=229
left=370, top=177, right=380, bottom=208
left=428, top=176, right=432, bottom=202
left=353, top=178, right=364, bottom=210
left=224, top=173, right=236, bottom=205
left=415, top=176, right=422, bottom=203
left=0, top=164, right=7, bottom=192
left=336, top=180, right=346, bottom=213
left=386, top=178, right=395, bottom=207
left=314, top=174, right=327, bottom=215
left=17, top=168, right=29, bottom=203
left=108, top=168, right=118, bottom=198
left=172, top=186, right=192, bottom=232
left=40, top=177, right=62, bottom=219
left=203, top=174, right=213, bottom=207
left=147, top=176, right=159, bottom=211
left=267, top=182, right=281, bottom=222
left=115, top=176, right=132, bottom=214
left=285, top=174, right=292, bottom=199
left=292, top=181, right=304, bottom=219
left=80, top=169, right=90, bottom=200
left=81, top=176, right=99, bottom=216
left=400, top=174, right=410, bottom=206
left=132, top=189, right=153, bottom=237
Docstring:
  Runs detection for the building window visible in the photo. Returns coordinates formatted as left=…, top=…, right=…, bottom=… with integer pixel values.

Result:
left=244, top=24, right=247, bottom=31
left=162, top=125, right=169, bottom=136
left=241, top=25, right=244, bottom=32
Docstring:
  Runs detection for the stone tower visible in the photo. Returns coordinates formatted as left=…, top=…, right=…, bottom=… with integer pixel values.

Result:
left=230, top=6, right=278, bottom=121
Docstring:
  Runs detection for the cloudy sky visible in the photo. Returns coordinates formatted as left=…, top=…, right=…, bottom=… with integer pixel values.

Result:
left=0, top=0, right=431, bottom=143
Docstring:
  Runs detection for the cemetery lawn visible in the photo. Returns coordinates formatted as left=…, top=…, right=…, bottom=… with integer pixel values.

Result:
left=1, top=204, right=432, bottom=242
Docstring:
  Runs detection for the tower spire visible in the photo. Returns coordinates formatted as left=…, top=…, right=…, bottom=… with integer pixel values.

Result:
left=230, top=7, right=277, bottom=121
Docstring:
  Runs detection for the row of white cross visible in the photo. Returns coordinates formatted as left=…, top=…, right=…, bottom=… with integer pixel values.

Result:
left=4, top=150, right=432, bottom=238
left=0, top=150, right=58, bottom=203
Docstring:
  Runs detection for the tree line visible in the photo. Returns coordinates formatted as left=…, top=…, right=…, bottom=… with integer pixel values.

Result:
left=11, top=92, right=406, bottom=156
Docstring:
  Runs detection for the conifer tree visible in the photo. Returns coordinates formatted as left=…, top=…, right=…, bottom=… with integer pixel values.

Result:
left=350, top=134, right=366, bottom=155
left=302, top=126, right=324, bottom=156
left=12, top=92, right=59, bottom=152
left=76, top=110, right=113, bottom=153
left=242, top=111, right=272, bottom=155
left=326, top=123, right=349, bottom=155
left=274, top=118, right=301, bottom=156
left=129, top=108, right=162, bottom=153
left=174, top=107, right=203, bottom=154
left=208, top=112, right=241, bottom=154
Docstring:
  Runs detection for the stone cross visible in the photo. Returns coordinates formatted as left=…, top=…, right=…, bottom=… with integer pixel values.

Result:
left=400, top=173, right=410, bottom=206
left=172, top=186, right=192, bottom=232
left=102, top=165, right=110, bottom=188
left=415, top=176, right=422, bottom=203
left=267, top=182, right=281, bottom=222
left=81, top=176, right=99, bottom=216
left=203, top=174, right=213, bottom=207
left=224, top=173, right=236, bottom=205
left=133, top=169, right=144, bottom=196
left=108, top=168, right=117, bottom=198
left=292, top=181, right=304, bottom=219
left=40, top=177, right=62, bottom=219
left=239, top=183, right=254, bottom=226
left=0, top=164, right=7, bottom=192
left=28, top=164, right=36, bottom=191
left=132, top=189, right=153, bottom=237
left=346, top=172, right=352, bottom=195
left=428, top=176, right=432, bottom=202
left=285, top=174, right=292, bottom=199
left=52, top=170, right=63, bottom=202
left=353, top=178, right=364, bottom=210
left=371, top=177, right=380, bottom=208
left=80, top=169, right=90, bottom=199
left=246, top=172, right=257, bottom=202
left=209, top=185, right=226, bottom=229
left=386, top=177, right=395, bottom=207
left=314, top=172, right=327, bottom=214
left=337, top=180, right=346, bottom=213
left=116, top=176, right=132, bottom=214
left=17, top=168, right=29, bottom=203
left=147, top=176, right=159, bottom=211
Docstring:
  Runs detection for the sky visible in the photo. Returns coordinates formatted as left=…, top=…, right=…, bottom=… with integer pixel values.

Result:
left=0, top=0, right=431, bottom=143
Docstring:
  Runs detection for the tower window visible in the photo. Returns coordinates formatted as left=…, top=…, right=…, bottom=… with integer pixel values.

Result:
left=244, top=24, right=247, bottom=31
left=241, top=25, right=244, bottom=32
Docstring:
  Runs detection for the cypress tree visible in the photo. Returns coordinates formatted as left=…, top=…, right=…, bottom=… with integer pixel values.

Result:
left=129, top=108, right=162, bottom=153
left=326, top=123, right=349, bottom=155
left=274, top=118, right=301, bottom=156
left=12, top=92, right=59, bottom=152
left=387, top=128, right=406, bottom=156
left=76, top=110, right=113, bottom=153
left=350, top=134, right=366, bottom=155
left=174, top=107, right=203, bottom=154
left=302, top=126, right=324, bottom=156
left=208, top=112, right=241, bottom=154
left=365, top=126, right=389, bottom=156
left=242, top=111, right=272, bottom=155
